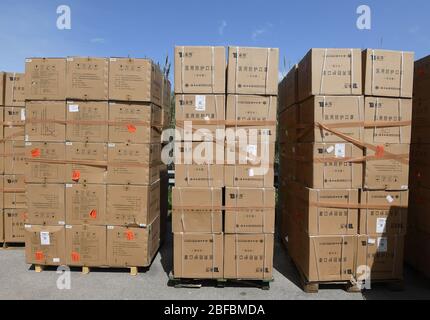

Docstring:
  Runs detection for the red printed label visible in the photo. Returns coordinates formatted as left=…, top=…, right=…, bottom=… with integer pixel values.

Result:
left=72, top=170, right=81, bottom=181
left=71, top=252, right=80, bottom=262
left=375, top=146, right=385, bottom=158
left=125, top=230, right=135, bottom=241
left=35, top=251, right=44, bottom=261
left=89, top=210, right=97, bottom=219
left=127, top=124, right=137, bottom=133
left=31, top=148, right=41, bottom=158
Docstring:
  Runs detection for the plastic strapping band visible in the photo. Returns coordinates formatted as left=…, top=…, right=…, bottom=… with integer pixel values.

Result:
left=320, top=49, right=328, bottom=94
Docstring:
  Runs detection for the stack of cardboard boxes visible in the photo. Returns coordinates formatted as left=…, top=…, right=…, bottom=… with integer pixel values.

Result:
left=279, top=49, right=413, bottom=285
left=24, top=57, right=164, bottom=271
left=172, top=46, right=278, bottom=281
left=406, top=55, right=430, bottom=278
left=0, top=72, right=27, bottom=246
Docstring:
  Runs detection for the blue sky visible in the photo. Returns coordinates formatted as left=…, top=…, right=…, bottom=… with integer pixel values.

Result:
left=0, top=0, right=429, bottom=79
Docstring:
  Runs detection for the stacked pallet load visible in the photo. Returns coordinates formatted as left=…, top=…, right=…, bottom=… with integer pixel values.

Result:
left=24, top=56, right=164, bottom=274
left=406, top=55, right=430, bottom=278
left=0, top=72, right=27, bottom=248
left=278, top=49, right=413, bottom=292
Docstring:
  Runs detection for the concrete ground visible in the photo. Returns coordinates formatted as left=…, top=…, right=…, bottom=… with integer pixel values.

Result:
left=1, top=229, right=429, bottom=300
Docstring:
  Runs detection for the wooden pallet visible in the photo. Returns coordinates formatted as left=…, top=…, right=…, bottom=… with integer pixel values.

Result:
left=32, top=265, right=143, bottom=276
left=168, top=272, right=272, bottom=290
left=0, top=242, right=25, bottom=250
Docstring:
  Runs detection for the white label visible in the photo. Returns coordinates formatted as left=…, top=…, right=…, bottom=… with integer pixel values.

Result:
left=40, top=232, right=50, bottom=246
left=66, top=184, right=73, bottom=188
left=108, top=143, right=116, bottom=148
left=377, top=237, right=388, bottom=253
left=376, top=218, right=387, bottom=233
left=25, top=135, right=29, bottom=142
left=68, top=104, right=79, bottom=112
left=53, top=258, right=60, bottom=263
left=247, top=145, right=258, bottom=157
left=195, top=95, right=206, bottom=111
left=65, top=225, right=73, bottom=229
left=368, top=238, right=376, bottom=245
left=326, top=146, right=335, bottom=153
left=248, top=169, right=255, bottom=177
left=24, top=225, right=32, bottom=229
left=58, top=221, right=65, bottom=226
left=139, top=224, right=146, bottom=228
left=107, top=226, right=114, bottom=230
left=66, top=142, right=73, bottom=146
left=401, top=185, right=408, bottom=190
left=21, top=109, right=26, bottom=121
left=335, top=144, right=346, bottom=158
left=386, top=195, right=394, bottom=203
left=25, top=142, right=32, bottom=146
left=25, top=59, right=32, bottom=63
left=67, top=57, right=74, bottom=61
left=110, top=58, right=117, bottom=62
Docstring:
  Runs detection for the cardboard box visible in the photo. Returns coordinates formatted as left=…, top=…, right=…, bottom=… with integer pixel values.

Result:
left=0, top=211, right=4, bottom=242
left=66, top=101, right=108, bottom=142
left=414, top=55, right=430, bottom=100
left=107, top=181, right=160, bottom=227
left=4, top=209, right=26, bottom=243
left=65, top=142, right=107, bottom=184
left=298, top=49, right=362, bottom=102
left=0, top=72, right=4, bottom=105
left=227, top=47, right=279, bottom=95
left=109, top=102, right=162, bottom=143
left=26, top=184, right=65, bottom=225
left=107, top=216, right=160, bottom=267
left=360, top=190, right=408, bottom=235
left=175, top=94, right=225, bottom=142
left=3, top=107, right=25, bottom=140
left=25, top=58, right=67, bottom=100
left=159, top=165, right=169, bottom=244
left=175, top=46, right=226, bottom=94
left=4, top=126, right=25, bottom=141
left=408, top=186, right=430, bottom=234
left=172, top=187, right=222, bottom=233
left=356, top=235, right=404, bottom=280
left=364, top=97, right=412, bottom=144
left=162, top=77, right=172, bottom=110
left=0, top=107, right=3, bottom=142
left=0, top=177, right=3, bottom=210
left=363, top=49, right=414, bottom=98
left=224, top=165, right=274, bottom=188
left=410, top=143, right=430, bottom=189
left=65, top=184, right=106, bottom=226
left=25, top=101, right=66, bottom=142
left=295, top=142, right=363, bottom=189
left=5, top=72, right=25, bottom=106
left=224, top=187, right=275, bottom=234
left=278, top=64, right=298, bottom=113
left=66, top=57, right=109, bottom=100
left=299, top=96, right=364, bottom=143
left=65, top=225, right=107, bottom=267
left=25, top=142, right=66, bottom=183
left=278, top=105, right=299, bottom=144
left=175, top=141, right=222, bottom=165
left=174, top=164, right=224, bottom=187
left=109, top=58, right=162, bottom=105
left=224, top=234, right=273, bottom=280
left=4, top=141, right=25, bottom=175
left=411, top=96, right=430, bottom=144
left=173, top=233, right=223, bottom=279
left=3, top=175, right=26, bottom=209
left=364, top=144, right=410, bottom=190
left=225, top=141, right=275, bottom=166
left=25, top=225, right=66, bottom=266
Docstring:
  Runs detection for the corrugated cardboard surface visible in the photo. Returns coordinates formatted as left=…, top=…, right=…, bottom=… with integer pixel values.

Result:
left=172, top=187, right=222, bottom=233
left=225, top=141, right=275, bottom=166
left=25, top=58, right=67, bottom=101
left=3, top=175, right=26, bottom=209
left=175, top=46, right=226, bottom=94
left=0, top=211, right=4, bottom=242
left=173, top=233, right=223, bottom=279
left=226, top=95, right=277, bottom=122
left=278, top=105, right=299, bottom=144
left=4, top=209, right=26, bottom=243
left=4, top=141, right=25, bottom=175
left=411, top=96, right=430, bottom=143
left=5, top=72, right=26, bottom=107
left=25, top=101, right=66, bottom=142
left=25, top=142, right=66, bottom=183
left=174, top=164, right=224, bottom=187
left=25, top=225, right=66, bottom=266
left=0, top=72, right=5, bottom=106
left=26, top=184, right=65, bottom=226
left=278, top=65, right=298, bottom=112
left=224, top=165, right=274, bottom=188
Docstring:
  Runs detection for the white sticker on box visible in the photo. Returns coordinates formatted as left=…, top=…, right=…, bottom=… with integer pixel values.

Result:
left=368, top=238, right=376, bottom=245
left=25, top=142, right=32, bottom=146
left=110, top=58, right=117, bottom=62
left=376, top=218, right=387, bottom=233
left=335, top=144, right=346, bottom=158
left=195, top=95, right=206, bottom=111
left=401, top=185, right=408, bottom=190
left=108, top=143, right=116, bottom=148
left=53, top=258, right=60, bottom=263
left=25, top=135, right=29, bottom=142
left=40, top=232, right=50, bottom=246
left=66, top=142, right=73, bottom=146
left=58, top=221, right=65, bottom=226
left=326, top=146, right=335, bottom=153
left=21, top=109, right=26, bottom=121
left=65, top=225, right=73, bottom=229
left=67, top=58, right=74, bottom=61
left=68, top=104, right=79, bottom=112
left=248, top=169, right=255, bottom=177
left=107, top=226, right=114, bottom=230
left=247, top=145, right=257, bottom=156
left=25, top=59, right=32, bottom=63
left=377, top=237, right=388, bottom=253
left=386, top=195, right=394, bottom=203
left=66, top=184, right=73, bottom=188
left=24, top=225, right=32, bottom=229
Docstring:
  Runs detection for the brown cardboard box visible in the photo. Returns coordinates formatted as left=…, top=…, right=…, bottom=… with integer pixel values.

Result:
left=109, top=58, right=162, bottom=105
left=0, top=107, right=3, bottom=142
left=407, top=186, right=430, bottom=234
left=364, top=97, right=412, bottom=144
left=0, top=211, right=4, bottom=242
left=4, top=125, right=25, bottom=141
left=107, top=144, right=160, bottom=185
left=25, top=142, right=66, bottom=183
left=3, top=175, right=26, bottom=209
left=173, top=233, right=223, bottom=279
left=65, top=142, right=107, bottom=184
left=66, top=57, right=109, bottom=100
left=174, top=164, right=224, bottom=187
left=227, top=47, right=279, bottom=95
left=159, top=164, right=169, bottom=244
left=26, top=184, right=65, bottom=225
left=0, top=142, right=3, bottom=175
left=25, top=225, right=66, bottom=266
left=299, top=96, right=364, bottom=143
left=162, top=77, right=172, bottom=110
left=175, top=46, right=226, bottom=94
left=25, top=101, right=66, bottom=142
left=4, top=209, right=26, bottom=243
left=25, top=58, right=67, bottom=101
left=356, top=235, right=404, bottom=280
left=107, top=181, right=160, bottom=227
left=0, top=72, right=4, bottom=105
left=278, top=65, right=298, bottom=113
left=224, top=234, right=274, bottom=280
left=172, top=187, right=222, bottom=233
left=224, top=187, right=275, bottom=234
left=225, top=141, right=275, bottom=167
left=411, top=96, right=430, bottom=144
left=360, top=190, right=408, bottom=235
left=65, top=225, right=107, bottom=267
left=278, top=105, right=299, bottom=144
left=295, top=142, right=363, bottom=189
left=363, top=49, right=414, bottom=98
left=4, top=106, right=25, bottom=124
left=0, top=177, right=3, bottom=210
left=175, top=95, right=225, bottom=142
left=175, top=141, right=222, bottom=165
left=107, top=215, right=160, bottom=267
left=65, top=184, right=106, bottom=226
left=66, top=101, right=108, bottom=142
left=298, top=49, right=362, bottom=102
left=414, top=55, right=430, bottom=100
left=5, top=72, right=26, bottom=106
left=364, top=144, right=410, bottom=190
left=224, top=165, right=274, bottom=188
left=4, top=141, right=25, bottom=175
left=410, top=143, right=430, bottom=189
left=109, top=102, right=162, bottom=144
